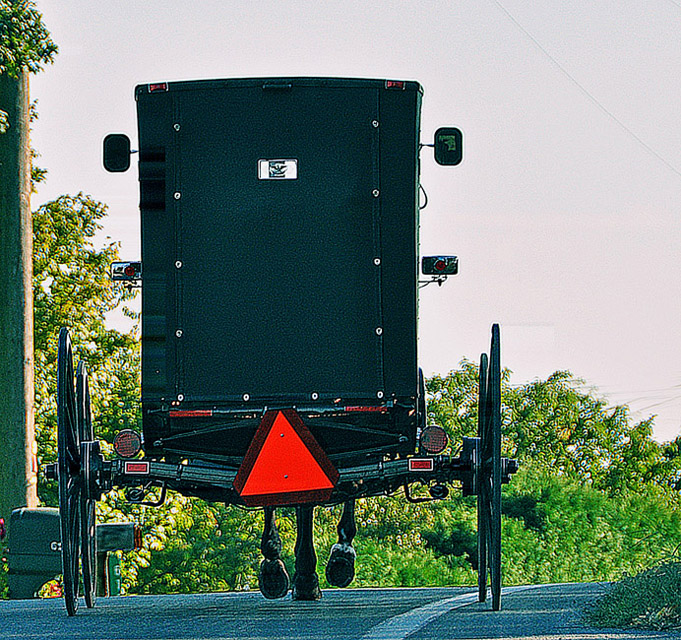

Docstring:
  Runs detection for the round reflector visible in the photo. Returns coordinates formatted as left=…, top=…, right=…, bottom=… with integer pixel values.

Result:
left=114, top=429, right=143, bottom=458
left=420, top=425, right=449, bottom=454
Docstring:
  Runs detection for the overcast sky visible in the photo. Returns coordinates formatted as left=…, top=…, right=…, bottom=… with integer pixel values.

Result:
left=29, top=0, right=681, bottom=441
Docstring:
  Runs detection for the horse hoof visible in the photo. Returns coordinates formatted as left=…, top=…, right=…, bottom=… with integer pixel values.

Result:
left=325, top=542, right=356, bottom=588
left=258, top=558, right=290, bottom=599
left=291, top=572, right=322, bottom=601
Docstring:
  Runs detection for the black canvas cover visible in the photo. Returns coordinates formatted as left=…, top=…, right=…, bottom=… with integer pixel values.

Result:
left=136, top=78, right=421, bottom=408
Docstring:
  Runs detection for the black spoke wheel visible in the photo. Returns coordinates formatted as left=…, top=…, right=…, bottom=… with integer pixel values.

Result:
left=417, top=367, right=427, bottom=431
left=58, top=328, right=81, bottom=616
left=77, top=362, right=97, bottom=608
left=477, top=353, right=488, bottom=603
left=476, top=324, right=502, bottom=611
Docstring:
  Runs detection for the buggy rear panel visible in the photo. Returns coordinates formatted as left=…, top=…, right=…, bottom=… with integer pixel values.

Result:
left=136, top=78, right=423, bottom=463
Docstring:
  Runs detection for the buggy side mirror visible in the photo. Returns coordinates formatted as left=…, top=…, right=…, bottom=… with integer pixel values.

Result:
left=103, top=134, right=131, bottom=172
left=434, top=128, right=463, bottom=166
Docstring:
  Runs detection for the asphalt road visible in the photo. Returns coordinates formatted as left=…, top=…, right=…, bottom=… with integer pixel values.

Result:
left=2, top=583, right=677, bottom=640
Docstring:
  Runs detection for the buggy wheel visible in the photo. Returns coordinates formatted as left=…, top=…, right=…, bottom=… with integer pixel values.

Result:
left=417, top=367, right=427, bottom=430
left=489, top=324, right=502, bottom=611
left=476, top=325, right=502, bottom=611
left=77, top=362, right=97, bottom=608
left=476, top=353, right=488, bottom=603
left=57, top=328, right=81, bottom=616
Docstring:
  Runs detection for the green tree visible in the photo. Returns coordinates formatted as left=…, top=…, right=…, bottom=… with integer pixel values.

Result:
left=13, top=187, right=681, bottom=597
left=0, top=0, right=57, bottom=77
left=427, top=364, right=678, bottom=494
left=32, top=194, right=140, bottom=502
left=26, top=192, right=210, bottom=598
left=0, top=0, right=57, bottom=521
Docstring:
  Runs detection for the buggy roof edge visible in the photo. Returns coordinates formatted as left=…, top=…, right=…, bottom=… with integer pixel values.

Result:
left=135, top=76, right=423, bottom=97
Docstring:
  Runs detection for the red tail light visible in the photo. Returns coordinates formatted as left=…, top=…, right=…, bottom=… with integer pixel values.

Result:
left=114, top=429, right=143, bottom=458
left=420, top=425, right=449, bottom=454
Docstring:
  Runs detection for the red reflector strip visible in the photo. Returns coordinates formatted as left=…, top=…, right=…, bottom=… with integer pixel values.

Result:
left=134, top=526, right=143, bottom=549
left=169, top=410, right=214, bottom=418
left=124, top=461, right=150, bottom=475
left=385, top=80, right=405, bottom=90
left=409, top=458, right=434, bottom=472
left=149, top=82, right=168, bottom=93
left=344, top=406, right=388, bottom=413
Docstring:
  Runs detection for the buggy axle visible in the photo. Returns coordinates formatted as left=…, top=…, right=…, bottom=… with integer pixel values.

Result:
left=50, top=436, right=517, bottom=508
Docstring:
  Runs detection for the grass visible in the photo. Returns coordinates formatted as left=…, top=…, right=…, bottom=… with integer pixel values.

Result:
left=586, top=561, right=681, bottom=631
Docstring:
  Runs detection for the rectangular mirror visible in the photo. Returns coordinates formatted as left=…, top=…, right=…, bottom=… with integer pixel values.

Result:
left=434, top=127, right=463, bottom=166
left=103, top=133, right=131, bottom=172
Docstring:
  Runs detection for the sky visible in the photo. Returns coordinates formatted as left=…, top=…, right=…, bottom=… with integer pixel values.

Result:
left=29, top=0, right=681, bottom=441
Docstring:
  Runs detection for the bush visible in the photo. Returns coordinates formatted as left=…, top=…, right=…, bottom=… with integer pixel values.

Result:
left=587, top=561, right=681, bottom=630
left=501, top=469, right=681, bottom=585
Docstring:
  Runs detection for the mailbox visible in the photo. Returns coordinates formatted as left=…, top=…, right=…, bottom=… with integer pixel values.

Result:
left=7, top=507, right=139, bottom=599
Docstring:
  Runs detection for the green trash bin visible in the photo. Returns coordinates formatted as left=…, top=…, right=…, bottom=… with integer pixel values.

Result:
left=7, top=508, right=62, bottom=599
left=107, top=553, right=122, bottom=596
left=97, top=523, right=136, bottom=596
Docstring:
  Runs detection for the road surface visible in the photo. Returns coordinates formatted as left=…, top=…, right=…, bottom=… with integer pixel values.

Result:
left=2, top=583, right=676, bottom=639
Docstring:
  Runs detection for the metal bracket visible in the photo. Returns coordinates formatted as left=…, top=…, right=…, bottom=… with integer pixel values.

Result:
left=125, top=482, right=167, bottom=507
left=403, top=483, right=434, bottom=503
left=419, top=275, right=449, bottom=288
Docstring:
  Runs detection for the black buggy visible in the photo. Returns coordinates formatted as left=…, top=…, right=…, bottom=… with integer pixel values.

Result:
left=47, top=77, right=518, bottom=615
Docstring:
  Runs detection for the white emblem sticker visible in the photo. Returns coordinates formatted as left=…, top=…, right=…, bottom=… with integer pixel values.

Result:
left=258, top=159, right=298, bottom=180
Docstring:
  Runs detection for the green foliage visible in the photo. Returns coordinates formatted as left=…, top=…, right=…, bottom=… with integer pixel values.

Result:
left=503, top=372, right=671, bottom=491
left=429, top=365, right=681, bottom=494
left=426, top=359, right=480, bottom=444
left=0, top=0, right=57, bottom=135
left=22, top=187, right=681, bottom=599
left=502, top=493, right=544, bottom=531
left=0, top=540, right=7, bottom=598
left=130, top=501, right=262, bottom=594
left=33, top=194, right=140, bottom=505
left=421, top=520, right=477, bottom=566
left=0, top=0, right=57, bottom=77
left=587, top=561, right=681, bottom=630
left=97, top=488, right=195, bottom=594
left=501, top=468, right=681, bottom=585
left=30, top=99, right=47, bottom=187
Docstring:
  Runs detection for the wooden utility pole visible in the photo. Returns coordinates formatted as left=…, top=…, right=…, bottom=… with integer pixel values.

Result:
left=0, top=70, right=38, bottom=520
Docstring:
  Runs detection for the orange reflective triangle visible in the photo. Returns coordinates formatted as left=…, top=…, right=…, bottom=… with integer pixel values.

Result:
left=234, top=409, right=339, bottom=506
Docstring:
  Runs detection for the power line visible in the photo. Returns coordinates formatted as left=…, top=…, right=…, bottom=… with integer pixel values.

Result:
left=638, top=394, right=681, bottom=413
left=492, top=0, right=681, bottom=179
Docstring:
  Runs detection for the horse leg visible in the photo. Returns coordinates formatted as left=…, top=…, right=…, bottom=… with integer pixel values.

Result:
left=291, top=505, right=322, bottom=601
left=258, top=506, right=290, bottom=599
left=325, top=499, right=357, bottom=587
